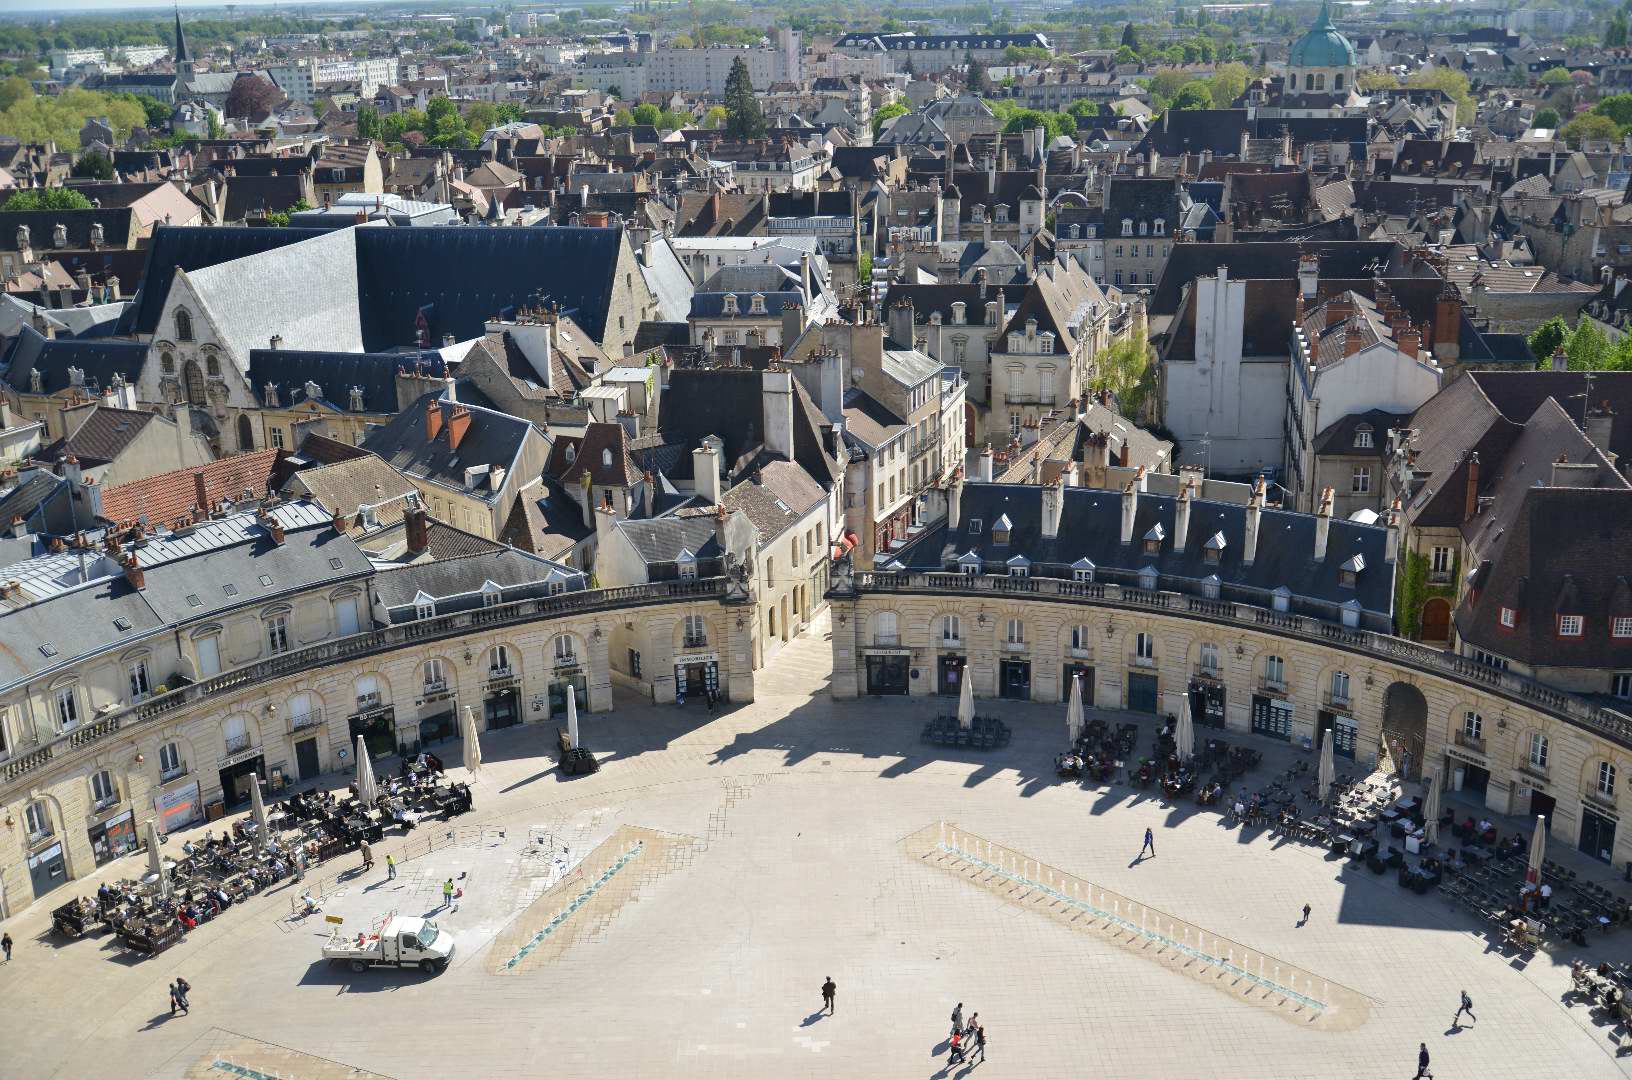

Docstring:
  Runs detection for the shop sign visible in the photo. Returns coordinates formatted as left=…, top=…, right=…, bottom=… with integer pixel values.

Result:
left=486, top=674, right=519, bottom=692
left=674, top=652, right=718, bottom=667
left=219, top=744, right=262, bottom=769
left=1444, top=745, right=1484, bottom=767
left=862, top=647, right=912, bottom=657
left=418, top=688, right=454, bottom=706
left=156, top=781, right=201, bottom=833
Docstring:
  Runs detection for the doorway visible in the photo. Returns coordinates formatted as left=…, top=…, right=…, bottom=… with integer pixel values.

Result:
left=999, top=660, right=1031, bottom=700
left=1530, top=789, right=1556, bottom=823
left=1126, top=672, right=1158, bottom=713
left=1382, top=682, right=1428, bottom=781
left=938, top=654, right=965, bottom=695
left=1421, top=597, right=1451, bottom=643
left=28, top=842, right=67, bottom=900
left=1580, top=808, right=1617, bottom=864
left=294, top=737, right=321, bottom=782
left=485, top=688, right=520, bottom=729
left=1062, top=664, right=1095, bottom=705
left=217, top=756, right=266, bottom=811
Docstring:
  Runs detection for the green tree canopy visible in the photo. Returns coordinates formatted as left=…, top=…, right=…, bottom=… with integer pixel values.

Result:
left=723, top=55, right=765, bottom=140
left=872, top=101, right=909, bottom=135
left=70, top=151, right=113, bottom=180
left=1592, top=93, right=1632, bottom=130
left=1533, top=107, right=1561, bottom=130
left=1120, top=22, right=1140, bottom=49
left=1538, top=66, right=1573, bottom=87
left=701, top=105, right=727, bottom=129
left=631, top=103, right=661, bottom=125
left=1562, top=112, right=1619, bottom=147
left=1208, top=62, right=1251, bottom=109
left=356, top=104, right=382, bottom=141
left=3, top=188, right=93, bottom=211
left=613, top=107, right=636, bottom=127
left=1527, top=316, right=1569, bottom=365
left=1168, top=82, right=1213, bottom=111
left=1406, top=67, right=1473, bottom=124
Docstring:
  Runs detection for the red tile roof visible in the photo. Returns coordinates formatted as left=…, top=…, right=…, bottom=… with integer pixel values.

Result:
left=99, top=449, right=282, bottom=527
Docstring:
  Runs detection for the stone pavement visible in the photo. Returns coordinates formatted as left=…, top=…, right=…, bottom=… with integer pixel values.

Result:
left=2, top=612, right=1631, bottom=1079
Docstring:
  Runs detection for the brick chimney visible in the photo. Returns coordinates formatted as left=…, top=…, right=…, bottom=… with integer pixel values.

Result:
left=405, top=506, right=429, bottom=554
left=1432, top=283, right=1462, bottom=360
left=1343, top=321, right=1363, bottom=357
left=332, top=506, right=348, bottom=533
left=445, top=404, right=471, bottom=450
left=193, top=470, right=208, bottom=513
left=426, top=401, right=444, bottom=441
left=123, top=553, right=145, bottom=590
left=1463, top=451, right=1480, bottom=523
left=267, top=515, right=285, bottom=545
left=1398, top=326, right=1421, bottom=357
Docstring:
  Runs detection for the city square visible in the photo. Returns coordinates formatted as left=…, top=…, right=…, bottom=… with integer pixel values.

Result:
left=4, top=618, right=1630, bottom=1080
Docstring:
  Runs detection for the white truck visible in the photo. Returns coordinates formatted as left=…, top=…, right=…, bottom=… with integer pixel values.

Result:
left=322, top=915, right=454, bottom=974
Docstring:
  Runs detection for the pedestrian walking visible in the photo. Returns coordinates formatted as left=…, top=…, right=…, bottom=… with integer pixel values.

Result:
left=971, top=1023, right=986, bottom=1064
left=168, top=983, right=181, bottom=1016
left=385, top=854, right=396, bottom=880
left=1452, top=989, right=1475, bottom=1027
left=948, top=1030, right=963, bottom=1065
left=360, top=841, right=373, bottom=871
left=821, top=976, right=836, bottom=1014
left=1139, top=827, right=1155, bottom=858
left=1, top=931, right=11, bottom=962
left=1415, top=1041, right=1431, bottom=1077
left=1301, top=903, right=1312, bottom=926
left=442, top=878, right=455, bottom=910
left=965, top=1011, right=979, bottom=1037
left=175, top=976, right=190, bottom=1012
left=951, top=1002, right=964, bottom=1035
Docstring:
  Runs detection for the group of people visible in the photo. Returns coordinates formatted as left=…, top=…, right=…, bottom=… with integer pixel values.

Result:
left=946, top=1002, right=987, bottom=1066
left=168, top=977, right=191, bottom=1016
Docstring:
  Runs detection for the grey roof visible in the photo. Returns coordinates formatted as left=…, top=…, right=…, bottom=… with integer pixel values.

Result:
left=881, top=347, right=944, bottom=388
left=615, top=514, right=726, bottom=564
left=374, top=547, right=583, bottom=619
left=247, top=348, right=446, bottom=413
left=360, top=392, right=535, bottom=502
left=1, top=325, right=147, bottom=396
left=842, top=388, right=907, bottom=451
left=639, top=236, right=696, bottom=324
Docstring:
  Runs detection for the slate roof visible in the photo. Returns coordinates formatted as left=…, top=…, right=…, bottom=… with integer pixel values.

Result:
left=1148, top=241, right=1406, bottom=315
left=101, top=449, right=282, bottom=526
left=896, top=482, right=1394, bottom=625
left=614, top=514, right=725, bottom=563
left=372, top=548, right=584, bottom=616
left=124, top=226, right=330, bottom=336
left=360, top=393, right=534, bottom=501
left=559, top=421, right=640, bottom=488
left=1469, top=370, right=1632, bottom=466
left=842, top=387, right=907, bottom=451
left=0, top=326, right=147, bottom=396
left=286, top=452, right=418, bottom=528
left=721, top=459, right=826, bottom=542
left=881, top=283, right=1001, bottom=327
left=247, top=348, right=447, bottom=413
left=42, top=407, right=157, bottom=468
left=0, top=208, right=138, bottom=252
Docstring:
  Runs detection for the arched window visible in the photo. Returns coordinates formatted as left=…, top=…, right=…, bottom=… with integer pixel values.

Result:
left=1598, top=760, right=1617, bottom=798
left=237, top=413, right=254, bottom=451
left=355, top=675, right=382, bottom=709
left=1305, top=73, right=1315, bottom=91
left=552, top=635, right=577, bottom=665
left=205, top=354, right=220, bottom=377
left=287, top=692, right=316, bottom=729
left=1315, top=73, right=1326, bottom=91
left=174, top=308, right=193, bottom=341
left=1264, top=655, right=1286, bottom=688
left=1529, top=732, right=1549, bottom=770
left=1334, top=73, right=1345, bottom=90
left=1070, top=624, right=1091, bottom=652
left=1007, top=618, right=1025, bottom=645
left=183, top=360, right=206, bottom=406
left=1199, top=642, right=1220, bottom=674
left=423, top=658, right=448, bottom=691
left=490, top=645, right=512, bottom=674
left=25, top=800, right=52, bottom=842
left=873, top=611, right=899, bottom=645
left=1330, top=670, right=1350, bottom=705
left=223, top=713, right=250, bottom=753
left=161, top=351, right=175, bottom=374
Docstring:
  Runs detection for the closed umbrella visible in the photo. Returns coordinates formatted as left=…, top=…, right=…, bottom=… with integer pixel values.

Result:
left=249, top=774, right=269, bottom=851
left=957, top=670, right=975, bottom=731
left=1175, top=704, right=1194, bottom=762
left=1066, top=674, right=1084, bottom=744
left=1317, top=733, right=1335, bottom=804
left=1526, top=813, right=1548, bottom=886
left=1422, top=766, right=1442, bottom=847
left=145, top=818, right=171, bottom=898
left=461, top=704, right=484, bottom=776
left=566, top=687, right=580, bottom=750
left=354, top=733, right=378, bottom=807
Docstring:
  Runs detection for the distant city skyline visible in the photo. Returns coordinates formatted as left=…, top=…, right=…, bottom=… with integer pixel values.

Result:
left=8, top=0, right=396, bottom=14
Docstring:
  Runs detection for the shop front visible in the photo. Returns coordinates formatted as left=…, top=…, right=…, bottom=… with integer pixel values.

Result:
left=88, top=810, right=137, bottom=868
left=1189, top=676, right=1225, bottom=728
left=27, top=841, right=67, bottom=900
left=1444, top=744, right=1489, bottom=799
left=1580, top=804, right=1618, bottom=864
left=293, top=736, right=321, bottom=782
left=348, top=705, right=398, bottom=759
left=864, top=648, right=911, bottom=695
left=1061, top=664, right=1095, bottom=705
left=1251, top=694, right=1294, bottom=741
left=937, top=654, right=966, bottom=695
left=550, top=670, right=587, bottom=717
left=1317, top=710, right=1357, bottom=759
left=218, top=747, right=265, bottom=811
left=673, top=652, right=719, bottom=706
left=484, top=674, right=521, bottom=730
left=155, top=780, right=202, bottom=834
left=1126, top=671, right=1158, bottom=713
left=999, top=659, right=1031, bottom=700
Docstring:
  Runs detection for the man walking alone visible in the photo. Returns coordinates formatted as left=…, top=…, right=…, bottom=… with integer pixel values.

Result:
left=1452, top=989, right=1475, bottom=1028
left=821, top=976, right=836, bottom=1014
left=1139, top=827, right=1156, bottom=859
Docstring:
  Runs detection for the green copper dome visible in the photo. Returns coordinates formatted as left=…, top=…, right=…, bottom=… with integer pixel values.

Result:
left=1290, top=1, right=1356, bottom=68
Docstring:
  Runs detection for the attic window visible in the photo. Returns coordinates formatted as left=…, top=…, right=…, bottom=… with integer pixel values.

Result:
left=1072, top=557, right=1095, bottom=582
left=1500, top=606, right=1517, bottom=629
left=991, top=513, right=1011, bottom=545
left=1559, top=614, right=1584, bottom=637
left=1203, top=531, right=1226, bottom=564
left=565, top=445, right=577, bottom=464
left=1354, top=424, right=1374, bottom=449
left=968, top=517, right=983, bottom=535
left=602, top=448, right=613, bottom=467
left=39, top=643, right=56, bottom=657
left=1142, top=522, right=1165, bottom=555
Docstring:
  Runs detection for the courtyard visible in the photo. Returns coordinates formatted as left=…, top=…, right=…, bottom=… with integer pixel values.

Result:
left=3, top=614, right=1631, bottom=1080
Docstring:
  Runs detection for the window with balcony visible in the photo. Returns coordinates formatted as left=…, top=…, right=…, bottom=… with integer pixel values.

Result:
left=684, top=615, right=708, bottom=648
left=55, top=685, right=78, bottom=730
left=1007, top=618, right=1025, bottom=645
left=1199, top=643, right=1220, bottom=675
left=1135, top=632, right=1154, bottom=662
left=265, top=614, right=290, bottom=654
left=1529, top=732, right=1549, bottom=770
left=423, top=658, right=447, bottom=692
left=159, top=740, right=185, bottom=781
left=128, top=659, right=151, bottom=701
left=1463, top=711, right=1483, bottom=741
left=1070, top=625, right=1091, bottom=652
left=25, top=800, right=51, bottom=843
left=90, top=768, right=118, bottom=810
left=553, top=635, right=577, bottom=666
left=223, top=714, right=249, bottom=755
left=1329, top=670, right=1350, bottom=706
left=490, top=645, right=511, bottom=675
left=1264, top=654, right=1285, bottom=689
left=941, top=615, right=961, bottom=644
left=1600, top=761, right=1617, bottom=798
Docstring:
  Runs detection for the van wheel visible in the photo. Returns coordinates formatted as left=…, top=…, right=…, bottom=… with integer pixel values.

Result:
left=420, top=958, right=438, bottom=974
left=349, top=960, right=367, bottom=973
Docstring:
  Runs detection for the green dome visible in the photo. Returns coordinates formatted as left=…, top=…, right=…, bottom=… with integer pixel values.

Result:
left=1290, top=1, right=1356, bottom=68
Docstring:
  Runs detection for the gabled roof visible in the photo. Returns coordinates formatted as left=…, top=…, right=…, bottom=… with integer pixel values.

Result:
left=101, top=449, right=281, bottom=526
left=42, top=407, right=157, bottom=468
left=559, top=421, right=640, bottom=488
left=360, top=392, right=535, bottom=501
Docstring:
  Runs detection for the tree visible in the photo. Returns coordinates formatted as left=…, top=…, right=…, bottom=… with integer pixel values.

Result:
left=1593, top=93, right=1632, bottom=131
left=463, top=101, right=501, bottom=135
left=1114, top=45, right=1138, bottom=65
left=224, top=74, right=283, bottom=120
left=1090, top=328, right=1155, bottom=418
left=1527, top=316, right=1569, bottom=366
left=356, top=104, right=382, bottom=141
left=1563, top=318, right=1613, bottom=370
left=701, top=105, right=727, bottom=129
left=1168, top=83, right=1213, bottom=111
left=1207, top=62, right=1251, bottom=109
left=613, top=107, right=636, bottom=127
left=723, top=56, right=765, bottom=140
left=1538, top=66, right=1573, bottom=88
left=1358, top=71, right=1400, bottom=92
left=430, top=113, right=475, bottom=148
left=71, top=151, right=113, bottom=180
left=1561, top=112, right=1619, bottom=147
left=1066, top=97, right=1100, bottom=119
left=3, top=188, right=94, bottom=211
left=1533, top=107, right=1561, bottom=130
left=425, top=95, right=457, bottom=127
left=872, top=101, right=909, bottom=135
left=1120, top=22, right=1140, bottom=50
left=1608, top=11, right=1629, bottom=48
left=1145, top=70, right=1193, bottom=111
left=1406, top=67, right=1473, bottom=124
left=0, top=76, right=32, bottom=112
left=631, top=103, right=661, bottom=126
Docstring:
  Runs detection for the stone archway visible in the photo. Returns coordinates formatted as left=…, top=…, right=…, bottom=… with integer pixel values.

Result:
left=237, top=413, right=254, bottom=451
left=1382, top=681, right=1428, bottom=781
left=1421, top=597, right=1451, bottom=643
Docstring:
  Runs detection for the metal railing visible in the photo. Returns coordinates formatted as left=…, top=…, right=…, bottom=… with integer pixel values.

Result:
left=223, top=733, right=252, bottom=755
left=839, top=571, right=1632, bottom=751
left=0, top=577, right=727, bottom=792
left=1454, top=729, right=1486, bottom=753
left=288, top=708, right=324, bottom=733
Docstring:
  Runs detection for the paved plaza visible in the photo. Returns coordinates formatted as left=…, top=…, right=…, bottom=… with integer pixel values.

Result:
left=5, top=613, right=1632, bottom=1079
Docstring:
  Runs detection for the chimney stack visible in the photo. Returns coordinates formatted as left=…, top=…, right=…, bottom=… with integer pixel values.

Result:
left=1174, top=480, right=1192, bottom=550
left=1385, top=499, right=1402, bottom=563
left=1119, top=478, right=1138, bottom=544
left=1463, top=451, right=1480, bottom=523
left=1314, top=486, right=1333, bottom=561
left=976, top=445, right=994, bottom=482
left=947, top=468, right=965, bottom=531
left=1041, top=471, right=1065, bottom=539
left=406, top=506, right=429, bottom=554
left=445, top=404, right=471, bottom=450
left=426, top=401, right=444, bottom=441
left=193, top=470, right=207, bottom=513
left=123, top=553, right=145, bottom=591
left=1243, top=477, right=1264, bottom=565
left=692, top=443, right=722, bottom=504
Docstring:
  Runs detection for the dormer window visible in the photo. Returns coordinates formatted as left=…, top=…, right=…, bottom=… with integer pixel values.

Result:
left=957, top=550, right=982, bottom=575
left=565, top=445, right=577, bottom=464
left=723, top=293, right=739, bottom=315
left=1339, top=553, right=1365, bottom=589
left=1203, top=531, right=1226, bottom=564
left=1138, top=565, right=1158, bottom=591
left=1142, top=522, right=1165, bottom=555
left=1121, top=218, right=1133, bottom=236
left=1271, top=586, right=1292, bottom=612
left=1201, top=573, right=1221, bottom=599
left=602, top=448, right=613, bottom=467
left=1072, top=557, right=1095, bottom=582
left=1500, top=606, right=1517, bottom=629
left=991, top=513, right=1011, bottom=546
left=749, top=293, right=766, bottom=314
left=1354, top=424, right=1374, bottom=449
left=1614, top=616, right=1632, bottom=639
left=995, top=204, right=1009, bottom=223
left=1138, top=221, right=1148, bottom=236
left=1559, top=614, right=1584, bottom=638
left=1008, top=555, right=1029, bottom=578
left=1154, top=218, right=1165, bottom=235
